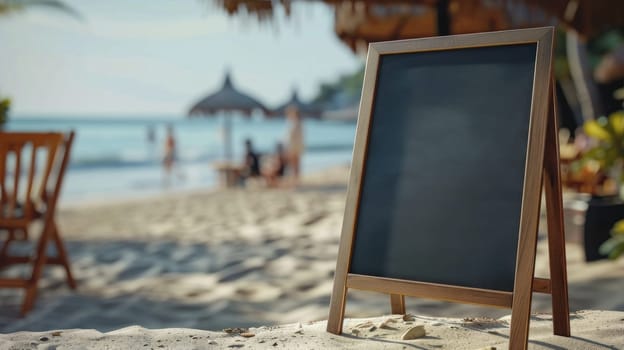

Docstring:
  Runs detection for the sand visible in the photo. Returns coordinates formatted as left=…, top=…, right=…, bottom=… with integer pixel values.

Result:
left=1, top=311, right=623, bottom=349
left=1, top=165, right=623, bottom=349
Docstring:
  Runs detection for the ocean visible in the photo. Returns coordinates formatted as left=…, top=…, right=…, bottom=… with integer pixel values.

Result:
left=5, top=116, right=357, bottom=204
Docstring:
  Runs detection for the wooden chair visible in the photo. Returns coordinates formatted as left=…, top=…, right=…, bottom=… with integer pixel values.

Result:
left=0, top=131, right=76, bottom=315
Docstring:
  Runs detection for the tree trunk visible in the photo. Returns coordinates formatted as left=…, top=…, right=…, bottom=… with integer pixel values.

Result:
left=566, top=30, right=604, bottom=121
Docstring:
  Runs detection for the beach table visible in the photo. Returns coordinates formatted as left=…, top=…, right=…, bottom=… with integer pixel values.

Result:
left=213, top=161, right=244, bottom=188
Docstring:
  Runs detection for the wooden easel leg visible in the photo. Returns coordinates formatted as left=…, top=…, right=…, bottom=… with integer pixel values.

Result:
left=509, top=83, right=560, bottom=350
left=21, top=223, right=52, bottom=315
left=327, top=282, right=347, bottom=334
left=509, top=224, right=539, bottom=349
left=390, top=294, right=405, bottom=314
left=50, top=221, right=77, bottom=289
left=543, top=82, right=571, bottom=337
left=328, top=219, right=355, bottom=334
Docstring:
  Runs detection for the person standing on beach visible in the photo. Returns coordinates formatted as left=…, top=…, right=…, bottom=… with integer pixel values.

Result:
left=146, top=125, right=157, bottom=162
left=286, top=105, right=304, bottom=185
left=241, top=138, right=261, bottom=180
left=264, top=142, right=288, bottom=187
left=147, top=125, right=156, bottom=144
left=163, top=124, right=177, bottom=185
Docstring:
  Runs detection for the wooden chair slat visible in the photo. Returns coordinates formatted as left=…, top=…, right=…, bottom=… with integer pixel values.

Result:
left=8, top=143, right=22, bottom=216
left=39, top=139, right=61, bottom=204
left=50, top=132, right=74, bottom=203
left=0, top=278, right=28, bottom=288
left=0, top=144, right=7, bottom=217
left=24, top=143, right=38, bottom=218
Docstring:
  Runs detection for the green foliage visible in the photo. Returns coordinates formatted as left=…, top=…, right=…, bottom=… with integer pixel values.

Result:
left=581, top=111, right=624, bottom=178
left=553, top=27, right=624, bottom=81
left=313, top=65, right=365, bottom=106
left=0, top=96, right=10, bottom=127
left=599, top=219, right=624, bottom=259
left=0, top=0, right=81, bottom=19
left=587, top=29, right=624, bottom=69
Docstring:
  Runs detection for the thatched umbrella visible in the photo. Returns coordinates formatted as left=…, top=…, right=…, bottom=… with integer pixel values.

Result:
left=330, top=1, right=512, bottom=52
left=213, top=0, right=292, bottom=20
left=270, top=88, right=322, bottom=119
left=211, top=0, right=624, bottom=48
left=328, top=1, right=624, bottom=51
left=188, top=72, right=268, bottom=161
left=327, top=1, right=562, bottom=52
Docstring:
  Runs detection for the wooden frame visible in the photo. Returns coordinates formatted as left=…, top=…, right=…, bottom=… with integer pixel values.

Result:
left=327, top=27, right=569, bottom=350
left=0, top=131, right=77, bottom=315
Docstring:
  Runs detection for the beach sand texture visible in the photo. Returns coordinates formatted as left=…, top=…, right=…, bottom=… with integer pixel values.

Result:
left=1, top=310, right=623, bottom=349
left=0, top=166, right=623, bottom=348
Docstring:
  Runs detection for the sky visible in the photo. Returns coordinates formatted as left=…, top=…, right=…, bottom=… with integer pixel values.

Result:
left=0, top=1, right=362, bottom=116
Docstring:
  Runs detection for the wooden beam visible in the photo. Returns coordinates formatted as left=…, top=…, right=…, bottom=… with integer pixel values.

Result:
left=347, top=274, right=513, bottom=308
left=532, top=277, right=551, bottom=294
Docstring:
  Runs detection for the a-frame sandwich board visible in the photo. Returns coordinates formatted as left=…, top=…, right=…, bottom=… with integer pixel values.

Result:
left=326, top=27, right=570, bottom=350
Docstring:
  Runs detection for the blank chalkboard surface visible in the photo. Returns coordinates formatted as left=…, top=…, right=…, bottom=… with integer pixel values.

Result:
left=349, top=44, right=537, bottom=292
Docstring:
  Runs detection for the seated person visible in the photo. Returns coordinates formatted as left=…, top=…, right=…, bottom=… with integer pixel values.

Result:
left=263, top=142, right=287, bottom=187
left=241, top=139, right=261, bottom=183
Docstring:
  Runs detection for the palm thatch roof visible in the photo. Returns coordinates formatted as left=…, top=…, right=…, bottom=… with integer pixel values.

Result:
left=332, top=1, right=521, bottom=52
left=212, top=0, right=624, bottom=52
left=269, top=89, right=322, bottom=119
left=212, top=0, right=291, bottom=21
left=188, top=72, right=268, bottom=116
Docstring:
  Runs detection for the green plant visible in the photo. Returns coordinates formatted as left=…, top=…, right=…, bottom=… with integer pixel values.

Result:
left=0, top=97, right=10, bottom=128
left=581, top=110, right=624, bottom=185
left=0, top=0, right=81, bottom=18
left=599, top=219, right=624, bottom=259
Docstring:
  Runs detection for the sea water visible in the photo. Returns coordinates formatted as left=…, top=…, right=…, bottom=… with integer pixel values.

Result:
left=6, top=115, right=356, bottom=204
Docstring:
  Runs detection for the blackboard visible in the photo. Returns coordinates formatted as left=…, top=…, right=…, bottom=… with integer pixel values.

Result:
left=327, top=28, right=570, bottom=347
left=349, top=44, right=537, bottom=292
